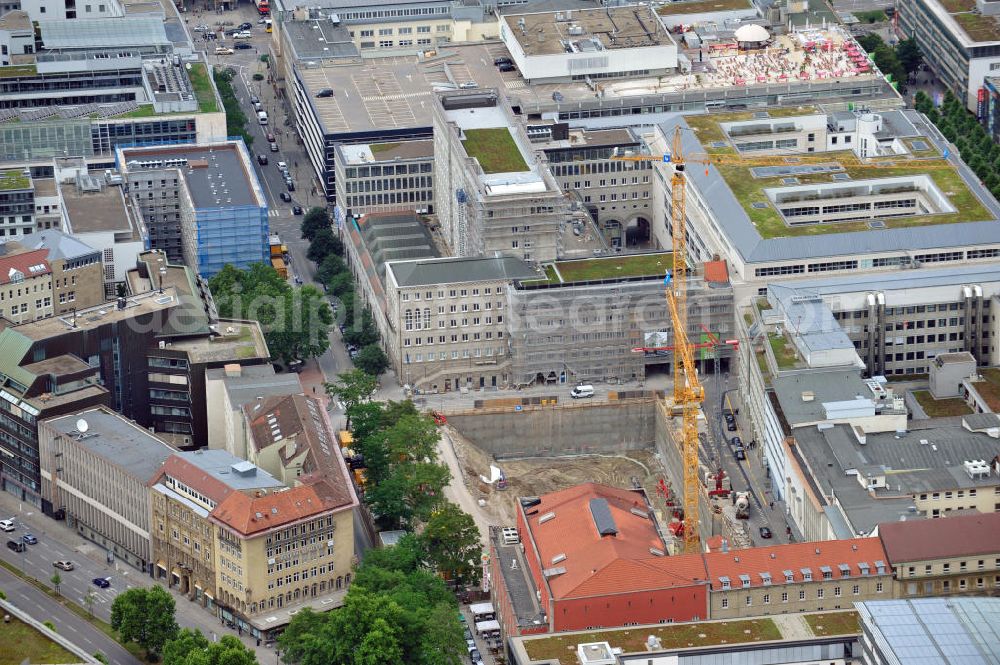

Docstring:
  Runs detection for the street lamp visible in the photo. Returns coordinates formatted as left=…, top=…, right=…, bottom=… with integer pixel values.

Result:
left=275, top=648, right=281, bottom=665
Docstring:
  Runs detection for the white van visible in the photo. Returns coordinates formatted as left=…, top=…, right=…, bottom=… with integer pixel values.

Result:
left=570, top=384, right=595, bottom=399
left=257, top=110, right=268, bottom=125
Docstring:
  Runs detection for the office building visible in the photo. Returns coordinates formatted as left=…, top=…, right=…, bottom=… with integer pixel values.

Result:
left=22, top=229, right=105, bottom=314
left=879, top=511, right=1000, bottom=597
left=149, top=450, right=283, bottom=611
left=433, top=89, right=569, bottom=261
left=702, top=538, right=891, bottom=619
left=857, top=598, right=1000, bottom=665
left=117, top=142, right=270, bottom=277
left=499, top=6, right=678, bottom=83
left=0, top=250, right=269, bottom=510
left=204, top=363, right=301, bottom=454
left=333, top=139, right=434, bottom=219
left=0, top=247, right=54, bottom=322
left=653, top=109, right=1000, bottom=293
left=897, top=0, right=1000, bottom=111
left=38, top=407, right=174, bottom=571
left=383, top=256, right=534, bottom=392
left=0, top=167, right=37, bottom=238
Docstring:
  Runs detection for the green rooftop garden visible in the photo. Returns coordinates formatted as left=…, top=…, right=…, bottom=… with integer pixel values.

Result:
left=952, top=12, right=1000, bottom=42
left=462, top=127, right=529, bottom=174
left=685, top=107, right=817, bottom=149
left=802, top=611, right=860, bottom=637
left=370, top=142, right=401, bottom=154
left=971, top=368, right=1000, bottom=411
left=712, top=150, right=992, bottom=239
left=188, top=62, right=220, bottom=114
left=0, top=617, right=79, bottom=665
left=939, top=0, right=974, bottom=11
left=547, top=252, right=673, bottom=283
left=523, top=618, right=781, bottom=662
left=912, top=390, right=973, bottom=417
left=657, top=0, right=752, bottom=14
left=768, top=332, right=801, bottom=370
left=0, top=169, right=29, bottom=190
left=0, top=64, right=38, bottom=79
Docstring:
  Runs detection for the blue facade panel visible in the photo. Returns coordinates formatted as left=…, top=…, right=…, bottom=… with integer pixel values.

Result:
left=193, top=205, right=269, bottom=277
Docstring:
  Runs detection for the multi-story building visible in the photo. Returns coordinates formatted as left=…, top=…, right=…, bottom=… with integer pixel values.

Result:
left=0, top=247, right=54, bottom=322
left=37, top=406, right=175, bottom=572
left=538, top=127, right=653, bottom=249
left=507, top=258, right=734, bottom=386
left=0, top=250, right=270, bottom=510
left=148, top=450, right=284, bottom=611
left=433, top=89, right=570, bottom=262
left=703, top=538, right=892, bottom=619
left=652, top=109, right=1000, bottom=295
left=204, top=364, right=301, bottom=454
left=897, top=0, right=1000, bottom=111
left=23, top=229, right=105, bottom=315
left=117, top=142, right=269, bottom=277
left=879, top=511, right=1000, bottom=597
left=13, top=0, right=124, bottom=22
left=0, top=167, right=37, bottom=238
left=383, top=256, right=535, bottom=392
left=498, top=6, right=678, bottom=84
left=983, top=75, right=1000, bottom=142
left=333, top=139, right=434, bottom=220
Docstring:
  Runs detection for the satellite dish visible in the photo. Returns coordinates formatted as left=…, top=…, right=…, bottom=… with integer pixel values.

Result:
left=76, top=418, right=89, bottom=433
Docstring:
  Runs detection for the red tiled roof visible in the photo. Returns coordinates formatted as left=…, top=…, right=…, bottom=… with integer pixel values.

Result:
left=702, top=537, right=887, bottom=590
left=149, top=454, right=235, bottom=505
left=703, top=260, right=729, bottom=285
left=210, top=477, right=350, bottom=536
left=0, top=249, right=50, bottom=285
left=879, top=512, right=1000, bottom=564
left=523, top=483, right=704, bottom=599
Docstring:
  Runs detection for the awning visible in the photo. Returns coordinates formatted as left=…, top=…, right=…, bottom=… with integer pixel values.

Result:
left=469, top=602, right=494, bottom=616
left=475, top=620, right=500, bottom=633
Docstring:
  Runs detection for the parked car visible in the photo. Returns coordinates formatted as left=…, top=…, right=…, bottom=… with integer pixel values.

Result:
left=280, top=191, right=292, bottom=202
left=730, top=436, right=742, bottom=449
left=269, top=141, right=279, bottom=152
left=233, top=31, right=253, bottom=39
left=239, top=21, right=253, bottom=30
left=734, top=447, right=746, bottom=461
left=249, top=94, right=260, bottom=104
left=21, top=533, right=37, bottom=545
left=570, top=384, right=595, bottom=399
left=53, top=560, right=75, bottom=571
left=759, top=526, right=773, bottom=539
left=7, top=540, right=25, bottom=553
left=266, top=132, right=275, bottom=142
left=257, top=154, right=268, bottom=165
left=315, top=88, right=334, bottom=98
left=193, top=24, right=210, bottom=32
left=292, top=205, right=303, bottom=215
left=498, top=63, right=516, bottom=72
left=214, top=47, right=234, bottom=55
left=234, top=42, right=253, bottom=49
left=459, top=81, right=478, bottom=89
left=285, top=179, right=295, bottom=192
left=493, top=56, right=512, bottom=66
left=92, top=577, right=111, bottom=589
left=277, top=161, right=288, bottom=172
left=0, top=520, right=13, bottom=532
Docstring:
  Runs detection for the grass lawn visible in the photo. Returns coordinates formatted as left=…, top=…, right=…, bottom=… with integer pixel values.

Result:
left=685, top=107, right=816, bottom=148
left=715, top=152, right=991, bottom=239
left=853, top=9, right=887, bottom=22
left=657, top=0, right=751, bottom=14
left=768, top=333, right=800, bottom=370
left=953, top=12, right=1000, bottom=41
left=756, top=349, right=772, bottom=385
left=188, top=62, right=220, bottom=114
left=120, top=105, right=159, bottom=118
left=940, top=0, right=975, bottom=10
left=0, top=617, right=79, bottom=665
left=803, top=611, right=860, bottom=637
left=0, top=64, right=37, bottom=79
left=370, top=142, right=401, bottom=154
left=912, top=390, right=972, bottom=417
left=462, top=128, right=529, bottom=174
left=972, top=368, right=1000, bottom=411
left=553, top=252, right=673, bottom=283
left=524, top=618, right=781, bottom=661
left=0, top=169, right=29, bottom=190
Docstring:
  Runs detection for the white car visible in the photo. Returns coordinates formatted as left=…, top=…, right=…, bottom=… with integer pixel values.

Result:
left=233, top=31, right=253, bottom=39
left=0, top=520, right=14, bottom=532
left=215, top=47, right=234, bottom=55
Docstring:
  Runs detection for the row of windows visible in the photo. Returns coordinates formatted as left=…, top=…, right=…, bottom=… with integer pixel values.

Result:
left=344, top=8, right=448, bottom=21
left=754, top=248, right=981, bottom=278
left=343, top=163, right=431, bottom=179
left=405, top=348, right=503, bottom=362
left=344, top=175, right=431, bottom=193
left=719, top=583, right=882, bottom=608
left=404, top=329, right=502, bottom=345
left=905, top=557, right=1000, bottom=576
left=346, top=189, right=431, bottom=208
left=402, top=289, right=499, bottom=301
left=549, top=162, right=647, bottom=177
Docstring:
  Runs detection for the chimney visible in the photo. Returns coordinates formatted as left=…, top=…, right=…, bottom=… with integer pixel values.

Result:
left=224, top=363, right=242, bottom=378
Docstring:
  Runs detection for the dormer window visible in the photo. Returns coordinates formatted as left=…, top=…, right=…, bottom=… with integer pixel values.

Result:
left=719, top=576, right=731, bottom=590
left=783, top=569, right=794, bottom=583
left=800, top=568, right=813, bottom=582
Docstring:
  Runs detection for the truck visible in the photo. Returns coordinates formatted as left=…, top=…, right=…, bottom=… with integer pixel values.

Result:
left=269, top=233, right=288, bottom=258
left=271, top=256, right=288, bottom=279
left=733, top=491, right=751, bottom=520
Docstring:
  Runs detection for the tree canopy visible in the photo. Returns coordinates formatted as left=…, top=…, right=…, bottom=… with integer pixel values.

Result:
left=301, top=207, right=332, bottom=242
left=354, top=344, right=389, bottom=377
left=419, top=503, right=483, bottom=586
left=110, top=586, right=178, bottom=657
left=163, top=629, right=258, bottom=665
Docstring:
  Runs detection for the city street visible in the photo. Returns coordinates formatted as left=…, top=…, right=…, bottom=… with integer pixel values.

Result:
left=0, top=494, right=275, bottom=662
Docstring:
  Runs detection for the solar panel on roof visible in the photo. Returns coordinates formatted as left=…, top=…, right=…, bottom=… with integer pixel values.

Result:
left=588, top=497, right=617, bottom=536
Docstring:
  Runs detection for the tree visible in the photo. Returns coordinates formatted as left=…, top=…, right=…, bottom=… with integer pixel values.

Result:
left=307, top=228, right=343, bottom=263
left=419, top=503, right=483, bottom=586
left=110, top=586, right=179, bottom=657
left=327, top=272, right=354, bottom=298
left=360, top=412, right=440, bottom=485
left=50, top=572, right=61, bottom=595
left=872, top=45, right=906, bottom=89
left=354, top=344, right=389, bottom=376
left=316, top=254, right=348, bottom=285
left=896, top=37, right=923, bottom=73
left=84, top=590, right=96, bottom=616
left=301, top=207, right=332, bottom=242
left=367, top=461, right=450, bottom=528
left=855, top=33, right=883, bottom=53
left=163, top=630, right=258, bottom=665
left=354, top=618, right=404, bottom=665
left=326, top=369, right=377, bottom=425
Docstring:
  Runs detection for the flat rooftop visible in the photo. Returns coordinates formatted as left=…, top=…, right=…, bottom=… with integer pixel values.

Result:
left=207, top=364, right=302, bottom=412
left=503, top=6, right=674, bottom=57
left=44, top=407, right=175, bottom=481
left=120, top=143, right=262, bottom=209
left=657, top=0, right=755, bottom=14
left=542, top=251, right=673, bottom=284
left=339, top=139, right=434, bottom=164
left=0, top=169, right=29, bottom=191
left=167, top=321, right=269, bottom=364
left=387, top=256, right=536, bottom=288
left=932, top=0, right=1000, bottom=44
left=283, top=18, right=358, bottom=61
left=60, top=182, right=140, bottom=235
left=38, top=16, right=170, bottom=49
left=542, top=127, right=638, bottom=151
left=173, top=449, right=284, bottom=492
left=671, top=109, right=1000, bottom=262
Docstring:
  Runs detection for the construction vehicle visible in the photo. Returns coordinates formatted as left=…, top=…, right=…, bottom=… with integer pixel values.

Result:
left=613, top=128, right=917, bottom=554
left=269, top=233, right=288, bottom=259
left=733, top=491, right=751, bottom=520
left=271, top=256, right=288, bottom=279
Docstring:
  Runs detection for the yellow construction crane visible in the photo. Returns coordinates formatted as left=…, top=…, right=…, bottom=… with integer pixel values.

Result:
left=612, top=128, right=915, bottom=554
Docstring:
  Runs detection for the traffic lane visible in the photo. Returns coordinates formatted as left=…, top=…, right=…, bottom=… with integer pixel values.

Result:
left=0, top=566, right=140, bottom=665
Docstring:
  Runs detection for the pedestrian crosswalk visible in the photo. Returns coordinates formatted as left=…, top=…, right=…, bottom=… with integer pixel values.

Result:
left=504, top=79, right=527, bottom=90
left=268, top=209, right=282, bottom=217
left=359, top=91, right=431, bottom=102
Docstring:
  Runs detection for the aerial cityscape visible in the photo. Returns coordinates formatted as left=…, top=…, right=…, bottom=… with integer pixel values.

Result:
left=0, top=0, right=998, bottom=663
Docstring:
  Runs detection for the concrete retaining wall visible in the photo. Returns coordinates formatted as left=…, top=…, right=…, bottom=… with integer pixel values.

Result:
left=447, top=398, right=656, bottom=458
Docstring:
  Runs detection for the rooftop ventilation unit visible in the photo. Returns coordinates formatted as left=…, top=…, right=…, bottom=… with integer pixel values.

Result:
left=538, top=511, right=555, bottom=524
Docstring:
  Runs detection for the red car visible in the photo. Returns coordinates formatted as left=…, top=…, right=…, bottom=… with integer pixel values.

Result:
left=431, top=411, right=447, bottom=426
